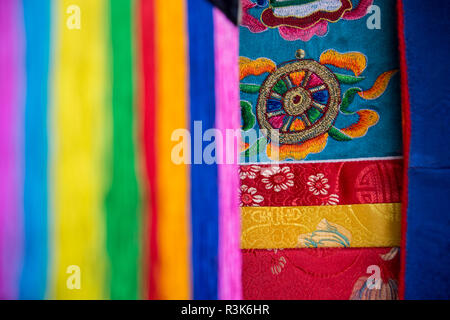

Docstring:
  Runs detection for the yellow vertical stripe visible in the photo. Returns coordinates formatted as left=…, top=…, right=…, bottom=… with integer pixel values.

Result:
left=51, top=0, right=110, bottom=299
left=155, top=0, right=191, bottom=299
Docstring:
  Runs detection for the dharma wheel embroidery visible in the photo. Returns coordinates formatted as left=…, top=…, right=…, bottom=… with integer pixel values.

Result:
left=256, top=52, right=341, bottom=144
left=239, top=49, right=398, bottom=161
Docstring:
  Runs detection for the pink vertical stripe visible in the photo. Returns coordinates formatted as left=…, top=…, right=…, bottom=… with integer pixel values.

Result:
left=0, top=0, right=24, bottom=299
left=214, top=8, right=242, bottom=300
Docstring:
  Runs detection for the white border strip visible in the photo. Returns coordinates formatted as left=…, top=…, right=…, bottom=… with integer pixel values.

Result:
left=240, top=156, right=403, bottom=165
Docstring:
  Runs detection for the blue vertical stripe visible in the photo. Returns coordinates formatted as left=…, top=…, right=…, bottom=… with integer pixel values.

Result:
left=20, top=0, right=50, bottom=299
left=402, top=0, right=450, bottom=299
left=187, top=0, right=219, bottom=299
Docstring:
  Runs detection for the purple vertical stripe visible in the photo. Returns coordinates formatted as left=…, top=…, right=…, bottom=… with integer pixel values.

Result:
left=0, top=0, right=24, bottom=299
left=214, top=8, right=242, bottom=300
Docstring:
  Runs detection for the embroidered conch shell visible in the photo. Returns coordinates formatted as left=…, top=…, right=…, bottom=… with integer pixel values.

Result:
left=350, top=278, right=399, bottom=300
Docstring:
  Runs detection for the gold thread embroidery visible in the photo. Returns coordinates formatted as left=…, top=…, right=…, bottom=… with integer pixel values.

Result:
left=257, top=59, right=341, bottom=145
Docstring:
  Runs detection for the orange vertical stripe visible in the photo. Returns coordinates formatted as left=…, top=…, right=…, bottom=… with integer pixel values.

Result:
left=154, top=0, right=191, bottom=299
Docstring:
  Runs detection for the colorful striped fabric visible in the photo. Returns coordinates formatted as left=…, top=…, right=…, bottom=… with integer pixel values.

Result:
left=0, top=0, right=240, bottom=300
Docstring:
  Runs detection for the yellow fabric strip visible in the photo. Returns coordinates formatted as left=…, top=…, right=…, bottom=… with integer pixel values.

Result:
left=155, top=0, right=191, bottom=299
left=51, top=0, right=110, bottom=299
left=241, top=203, right=401, bottom=249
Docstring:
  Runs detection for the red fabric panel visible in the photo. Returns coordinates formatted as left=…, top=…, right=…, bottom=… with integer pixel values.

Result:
left=240, top=159, right=402, bottom=207
left=242, top=248, right=400, bottom=300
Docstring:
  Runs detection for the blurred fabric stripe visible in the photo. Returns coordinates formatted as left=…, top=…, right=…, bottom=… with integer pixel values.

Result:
left=106, top=0, right=141, bottom=300
left=20, top=0, right=50, bottom=300
left=51, top=0, right=110, bottom=299
left=214, top=8, right=242, bottom=300
left=154, top=0, right=191, bottom=299
left=187, top=0, right=219, bottom=300
left=0, top=0, right=24, bottom=300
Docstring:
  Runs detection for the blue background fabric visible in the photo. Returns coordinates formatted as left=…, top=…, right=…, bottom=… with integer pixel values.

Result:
left=402, top=0, right=450, bottom=299
left=19, top=0, right=50, bottom=299
left=187, top=0, right=219, bottom=300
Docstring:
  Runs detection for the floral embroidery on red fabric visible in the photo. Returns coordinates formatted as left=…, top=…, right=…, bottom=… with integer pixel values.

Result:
left=307, top=173, right=330, bottom=195
left=239, top=159, right=402, bottom=206
left=260, top=166, right=295, bottom=192
left=239, top=164, right=261, bottom=179
left=240, top=185, right=265, bottom=206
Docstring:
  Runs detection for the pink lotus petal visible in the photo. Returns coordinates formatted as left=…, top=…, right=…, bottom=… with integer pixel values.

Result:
left=241, top=0, right=268, bottom=33
left=343, top=0, right=374, bottom=20
left=278, top=21, right=328, bottom=41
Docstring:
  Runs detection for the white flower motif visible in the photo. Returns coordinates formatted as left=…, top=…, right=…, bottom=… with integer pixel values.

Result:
left=261, top=166, right=294, bottom=192
left=240, top=185, right=264, bottom=206
left=325, top=194, right=339, bottom=205
left=307, top=173, right=330, bottom=195
left=239, top=165, right=261, bottom=180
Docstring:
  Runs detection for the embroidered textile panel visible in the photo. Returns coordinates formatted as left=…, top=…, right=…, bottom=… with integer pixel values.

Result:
left=239, top=0, right=403, bottom=300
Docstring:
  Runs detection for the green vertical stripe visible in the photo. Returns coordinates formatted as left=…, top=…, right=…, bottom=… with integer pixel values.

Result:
left=106, top=0, right=141, bottom=299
